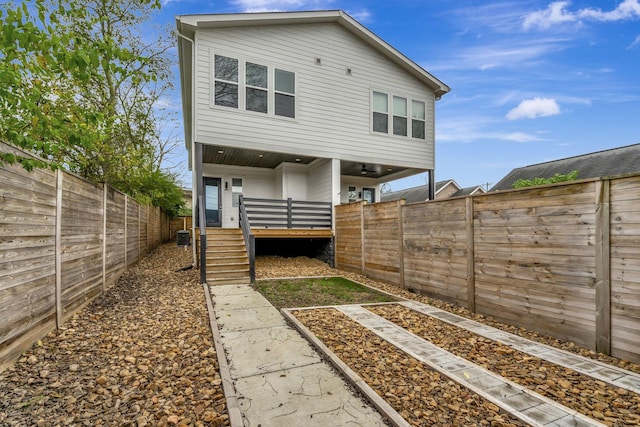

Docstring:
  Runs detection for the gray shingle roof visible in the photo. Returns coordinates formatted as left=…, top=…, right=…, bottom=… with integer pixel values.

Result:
left=381, top=180, right=486, bottom=202
left=491, top=143, right=640, bottom=191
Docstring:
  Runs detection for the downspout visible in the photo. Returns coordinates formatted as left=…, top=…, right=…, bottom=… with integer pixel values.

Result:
left=176, top=25, right=206, bottom=282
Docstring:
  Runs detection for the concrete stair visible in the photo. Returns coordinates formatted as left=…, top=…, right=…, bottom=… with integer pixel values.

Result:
left=205, top=228, right=251, bottom=285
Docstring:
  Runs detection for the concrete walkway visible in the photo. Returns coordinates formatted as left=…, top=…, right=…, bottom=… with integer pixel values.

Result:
left=207, top=284, right=387, bottom=427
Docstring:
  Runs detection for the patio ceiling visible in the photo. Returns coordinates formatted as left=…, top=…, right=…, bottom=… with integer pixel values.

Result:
left=202, top=145, right=405, bottom=179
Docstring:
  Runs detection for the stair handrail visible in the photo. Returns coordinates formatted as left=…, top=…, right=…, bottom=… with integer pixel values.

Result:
left=238, top=195, right=256, bottom=282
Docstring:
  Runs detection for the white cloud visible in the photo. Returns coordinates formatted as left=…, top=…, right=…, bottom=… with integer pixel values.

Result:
left=502, top=132, right=541, bottom=142
left=523, top=1, right=576, bottom=30
left=579, top=0, right=640, bottom=21
left=523, top=0, right=640, bottom=30
left=629, top=34, right=640, bottom=48
left=506, top=97, right=561, bottom=120
left=346, top=9, right=371, bottom=23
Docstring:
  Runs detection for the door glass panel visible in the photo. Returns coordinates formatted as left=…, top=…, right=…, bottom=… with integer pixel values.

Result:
left=205, top=178, right=221, bottom=227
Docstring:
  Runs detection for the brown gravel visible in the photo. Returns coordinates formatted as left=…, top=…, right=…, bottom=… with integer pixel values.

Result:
left=0, top=244, right=229, bottom=427
left=257, top=256, right=640, bottom=375
left=368, top=304, right=640, bottom=426
left=294, top=308, right=529, bottom=427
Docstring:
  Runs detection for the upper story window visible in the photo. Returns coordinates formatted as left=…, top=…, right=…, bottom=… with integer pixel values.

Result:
left=275, top=69, right=295, bottom=118
left=393, top=96, right=407, bottom=136
left=372, top=90, right=427, bottom=140
left=412, top=100, right=426, bottom=139
left=372, top=91, right=388, bottom=133
left=213, top=53, right=295, bottom=118
left=214, top=55, right=239, bottom=108
left=246, top=62, right=267, bottom=113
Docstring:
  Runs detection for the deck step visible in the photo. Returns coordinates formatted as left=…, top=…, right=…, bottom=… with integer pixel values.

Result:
left=202, top=228, right=251, bottom=285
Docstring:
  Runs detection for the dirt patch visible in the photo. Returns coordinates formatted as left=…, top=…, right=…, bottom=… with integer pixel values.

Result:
left=0, top=244, right=229, bottom=427
left=255, top=276, right=397, bottom=309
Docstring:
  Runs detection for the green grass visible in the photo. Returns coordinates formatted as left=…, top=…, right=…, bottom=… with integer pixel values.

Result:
left=254, top=276, right=397, bottom=309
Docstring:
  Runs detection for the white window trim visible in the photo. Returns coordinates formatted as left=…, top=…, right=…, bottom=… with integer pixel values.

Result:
left=370, top=88, right=428, bottom=140
left=210, top=49, right=298, bottom=120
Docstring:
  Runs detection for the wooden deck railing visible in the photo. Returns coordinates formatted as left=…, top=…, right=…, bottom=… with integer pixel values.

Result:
left=241, top=197, right=332, bottom=229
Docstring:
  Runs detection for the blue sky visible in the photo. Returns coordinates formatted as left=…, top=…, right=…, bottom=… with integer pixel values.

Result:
left=157, top=0, right=640, bottom=191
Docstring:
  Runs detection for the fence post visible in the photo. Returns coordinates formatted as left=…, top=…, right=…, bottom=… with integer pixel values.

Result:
left=124, top=195, right=128, bottom=270
left=55, top=169, right=63, bottom=328
left=138, top=204, right=142, bottom=261
left=398, top=199, right=405, bottom=289
left=102, top=184, right=107, bottom=292
left=595, top=179, right=611, bottom=355
left=466, top=196, right=476, bottom=313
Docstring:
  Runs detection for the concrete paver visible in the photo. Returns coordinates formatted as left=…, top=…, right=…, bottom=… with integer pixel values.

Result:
left=208, top=285, right=387, bottom=427
left=337, top=304, right=603, bottom=427
left=400, top=300, right=640, bottom=394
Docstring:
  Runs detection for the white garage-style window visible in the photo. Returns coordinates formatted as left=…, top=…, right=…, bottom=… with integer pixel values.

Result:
left=213, top=52, right=296, bottom=118
left=372, top=90, right=427, bottom=140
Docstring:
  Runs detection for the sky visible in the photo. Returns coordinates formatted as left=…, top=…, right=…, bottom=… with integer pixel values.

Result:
left=155, top=0, right=640, bottom=191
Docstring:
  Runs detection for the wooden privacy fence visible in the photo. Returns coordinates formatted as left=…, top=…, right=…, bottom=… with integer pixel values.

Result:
left=0, top=142, right=171, bottom=372
left=335, top=174, right=640, bottom=363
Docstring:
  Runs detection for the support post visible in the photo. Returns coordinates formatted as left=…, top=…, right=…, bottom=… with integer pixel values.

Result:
left=428, top=170, right=435, bottom=200
left=249, top=234, right=256, bottom=283
left=287, top=198, right=293, bottom=228
left=595, top=179, right=611, bottom=355
left=199, top=194, right=207, bottom=284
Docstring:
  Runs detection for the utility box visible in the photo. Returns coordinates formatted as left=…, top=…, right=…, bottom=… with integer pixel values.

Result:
left=176, top=230, right=190, bottom=247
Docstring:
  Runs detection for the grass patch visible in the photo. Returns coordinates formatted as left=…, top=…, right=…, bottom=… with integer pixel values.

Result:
left=254, top=276, right=397, bottom=309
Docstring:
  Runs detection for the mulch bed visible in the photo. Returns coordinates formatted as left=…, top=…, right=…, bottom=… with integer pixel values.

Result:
left=294, top=308, right=529, bottom=427
left=367, top=304, right=640, bottom=426
left=0, top=244, right=229, bottom=427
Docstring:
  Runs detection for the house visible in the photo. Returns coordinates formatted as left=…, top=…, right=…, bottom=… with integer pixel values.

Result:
left=491, top=143, right=640, bottom=191
left=175, top=10, right=450, bottom=283
left=381, top=179, right=485, bottom=203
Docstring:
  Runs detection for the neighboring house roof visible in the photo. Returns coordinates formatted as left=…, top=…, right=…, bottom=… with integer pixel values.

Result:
left=381, top=180, right=485, bottom=203
left=176, top=10, right=451, bottom=149
left=491, top=143, right=640, bottom=191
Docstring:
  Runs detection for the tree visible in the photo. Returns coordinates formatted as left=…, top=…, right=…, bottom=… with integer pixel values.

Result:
left=1, top=0, right=185, bottom=216
left=0, top=0, right=104, bottom=170
left=512, top=170, right=579, bottom=189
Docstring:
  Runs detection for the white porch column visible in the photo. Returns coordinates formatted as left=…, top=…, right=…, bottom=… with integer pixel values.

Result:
left=331, top=158, right=341, bottom=231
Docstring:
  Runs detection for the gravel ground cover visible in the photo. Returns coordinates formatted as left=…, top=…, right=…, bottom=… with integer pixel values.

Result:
left=293, top=308, right=529, bottom=427
left=0, top=244, right=229, bottom=427
left=256, top=256, right=640, bottom=375
left=367, top=304, right=640, bottom=427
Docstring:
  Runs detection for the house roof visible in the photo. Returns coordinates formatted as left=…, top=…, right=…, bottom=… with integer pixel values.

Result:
left=381, top=179, right=485, bottom=203
left=491, top=143, right=640, bottom=191
left=176, top=10, right=451, bottom=152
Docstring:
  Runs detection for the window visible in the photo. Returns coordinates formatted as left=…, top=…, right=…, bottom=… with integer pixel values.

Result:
left=393, top=96, right=407, bottom=136
left=371, top=90, right=426, bottom=139
left=372, top=91, right=388, bottom=133
left=246, top=63, right=268, bottom=113
left=275, top=69, right=295, bottom=118
left=348, top=186, right=357, bottom=203
left=412, top=100, right=426, bottom=139
left=363, top=188, right=375, bottom=203
left=213, top=54, right=296, bottom=118
left=232, top=178, right=243, bottom=207
left=214, top=55, right=238, bottom=108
